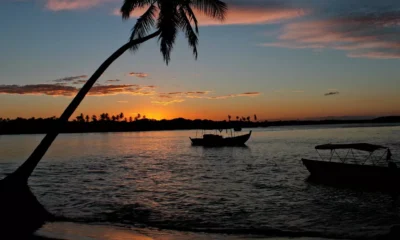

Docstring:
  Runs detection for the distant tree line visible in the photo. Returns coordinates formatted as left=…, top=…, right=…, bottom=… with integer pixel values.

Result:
left=0, top=115, right=399, bottom=135
left=73, top=112, right=147, bottom=123
left=0, top=112, right=263, bottom=135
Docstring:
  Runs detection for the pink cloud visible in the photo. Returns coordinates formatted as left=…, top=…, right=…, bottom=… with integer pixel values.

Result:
left=151, top=99, right=185, bottom=106
left=348, top=51, right=400, bottom=60
left=261, top=12, right=400, bottom=60
left=45, top=0, right=114, bottom=11
left=113, top=6, right=308, bottom=26
left=197, top=6, right=308, bottom=26
left=128, top=72, right=148, bottom=78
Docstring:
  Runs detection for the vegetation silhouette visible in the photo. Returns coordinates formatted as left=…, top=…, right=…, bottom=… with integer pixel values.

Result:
left=0, top=115, right=399, bottom=135
left=0, top=0, right=227, bottom=237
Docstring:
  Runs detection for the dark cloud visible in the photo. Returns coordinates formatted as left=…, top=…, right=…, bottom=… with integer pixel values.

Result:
left=155, top=91, right=260, bottom=100
left=72, top=79, right=87, bottom=85
left=324, top=91, right=339, bottom=96
left=0, top=83, right=155, bottom=96
left=128, top=72, right=148, bottom=78
left=52, top=75, right=88, bottom=83
left=158, top=91, right=211, bottom=98
left=238, top=92, right=261, bottom=96
left=0, top=84, right=77, bottom=96
left=105, top=79, right=121, bottom=83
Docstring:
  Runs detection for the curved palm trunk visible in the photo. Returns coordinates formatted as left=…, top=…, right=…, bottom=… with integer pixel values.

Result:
left=6, top=30, right=161, bottom=184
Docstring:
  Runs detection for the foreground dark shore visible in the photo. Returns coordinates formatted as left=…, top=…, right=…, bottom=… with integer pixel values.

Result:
left=26, top=222, right=400, bottom=240
left=24, top=221, right=400, bottom=240
left=0, top=116, right=399, bottom=135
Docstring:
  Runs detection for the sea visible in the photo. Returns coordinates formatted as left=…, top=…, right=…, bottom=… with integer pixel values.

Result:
left=1, top=123, right=400, bottom=239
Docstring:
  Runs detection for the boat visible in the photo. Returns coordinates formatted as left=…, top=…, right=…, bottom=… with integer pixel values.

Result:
left=190, top=129, right=252, bottom=147
left=301, top=143, right=400, bottom=192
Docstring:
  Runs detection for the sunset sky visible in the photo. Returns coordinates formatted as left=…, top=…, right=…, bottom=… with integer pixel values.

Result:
left=0, top=0, right=399, bottom=121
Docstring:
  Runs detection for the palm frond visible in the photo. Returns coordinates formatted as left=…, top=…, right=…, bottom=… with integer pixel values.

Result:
left=183, top=4, right=199, bottom=34
left=157, top=0, right=179, bottom=64
left=121, top=0, right=154, bottom=19
left=179, top=7, right=198, bottom=59
left=130, top=4, right=158, bottom=41
left=192, top=0, right=227, bottom=21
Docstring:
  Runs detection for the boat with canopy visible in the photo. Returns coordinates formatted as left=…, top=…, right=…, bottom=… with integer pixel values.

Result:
left=302, top=143, right=399, bottom=192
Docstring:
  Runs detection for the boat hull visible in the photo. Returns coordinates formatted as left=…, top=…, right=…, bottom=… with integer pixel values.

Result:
left=302, top=159, right=400, bottom=192
left=190, top=131, right=251, bottom=147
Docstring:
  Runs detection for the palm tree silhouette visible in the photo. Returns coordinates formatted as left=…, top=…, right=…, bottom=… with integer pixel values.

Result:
left=0, top=0, right=227, bottom=236
left=228, top=115, right=231, bottom=122
left=76, top=113, right=85, bottom=122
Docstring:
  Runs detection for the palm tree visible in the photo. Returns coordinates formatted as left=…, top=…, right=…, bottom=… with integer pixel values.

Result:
left=99, top=113, right=106, bottom=121
left=92, top=115, right=98, bottom=122
left=85, top=115, right=90, bottom=123
left=76, top=113, right=85, bottom=122
left=0, top=1, right=227, bottom=236
left=236, top=116, right=239, bottom=121
left=228, top=115, right=231, bottom=122
left=129, top=116, right=133, bottom=122
left=254, top=114, right=257, bottom=122
left=119, top=112, right=124, bottom=120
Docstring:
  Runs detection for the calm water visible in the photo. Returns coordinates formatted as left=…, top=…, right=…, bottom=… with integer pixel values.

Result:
left=1, top=124, right=400, bottom=238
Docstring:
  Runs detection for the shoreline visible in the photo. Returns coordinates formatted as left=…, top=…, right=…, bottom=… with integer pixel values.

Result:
left=1, top=121, right=399, bottom=136
left=32, top=222, right=356, bottom=240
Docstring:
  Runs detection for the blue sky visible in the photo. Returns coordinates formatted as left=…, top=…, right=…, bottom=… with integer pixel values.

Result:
left=0, top=0, right=399, bottom=120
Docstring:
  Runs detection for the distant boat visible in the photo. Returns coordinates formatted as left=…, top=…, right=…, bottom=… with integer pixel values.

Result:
left=190, top=130, right=252, bottom=147
left=302, top=143, right=400, bottom=192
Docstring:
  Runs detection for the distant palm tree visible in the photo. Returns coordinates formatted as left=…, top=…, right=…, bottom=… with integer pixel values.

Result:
left=76, top=113, right=85, bottom=122
left=228, top=115, right=231, bottom=121
left=119, top=112, right=124, bottom=120
left=85, top=115, right=90, bottom=123
left=0, top=0, right=227, bottom=236
left=137, top=113, right=141, bottom=120
left=254, top=114, right=257, bottom=121
left=92, top=115, right=98, bottom=122
left=236, top=116, right=239, bottom=121
left=129, top=116, right=133, bottom=122
left=246, top=116, right=250, bottom=122
left=99, top=113, right=106, bottom=121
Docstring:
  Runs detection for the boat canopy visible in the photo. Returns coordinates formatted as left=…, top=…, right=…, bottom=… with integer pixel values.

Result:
left=315, top=143, right=388, bottom=152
